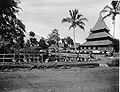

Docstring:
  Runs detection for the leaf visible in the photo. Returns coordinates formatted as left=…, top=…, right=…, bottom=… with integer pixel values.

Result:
left=62, top=17, right=72, bottom=23
left=77, top=24, right=85, bottom=31
left=103, top=5, right=113, bottom=10
left=69, top=24, right=75, bottom=30
left=77, top=14, right=83, bottom=19
left=79, top=17, right=88, bottom=22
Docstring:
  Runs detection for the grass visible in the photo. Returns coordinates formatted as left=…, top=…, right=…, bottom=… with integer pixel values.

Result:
left=0, top=67, right=118, bottom=92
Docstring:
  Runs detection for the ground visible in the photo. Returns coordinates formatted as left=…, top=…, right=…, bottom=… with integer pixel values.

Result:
left=0, top=67, right=118, bottom=92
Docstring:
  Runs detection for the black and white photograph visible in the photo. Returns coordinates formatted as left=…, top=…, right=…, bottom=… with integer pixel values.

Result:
left=0, top=0, right=119, bottom=92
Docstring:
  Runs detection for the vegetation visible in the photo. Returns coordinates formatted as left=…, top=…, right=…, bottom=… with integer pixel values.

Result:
left=62, top=9, right=88, bottom=52
left=101, top=1, right=120, bottom=52
left=101, top=1, right=120, bottom=37
left=29, top=31, right=38, bottom=46
left=38, top=37, right=48, bottom=49
left=0, top=0, right=26, bottom=53
left=47, top=29, right=60, bottom=46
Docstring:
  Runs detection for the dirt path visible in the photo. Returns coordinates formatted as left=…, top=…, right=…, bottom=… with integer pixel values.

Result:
left=0, top=67, right=118, bottom=92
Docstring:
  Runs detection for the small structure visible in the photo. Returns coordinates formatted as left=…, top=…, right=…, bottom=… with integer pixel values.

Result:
left=78, top=14, right=114, bottom=52
left=48, top=44, right=59, bottom=53
left=69, top=43, right=80, bottom=52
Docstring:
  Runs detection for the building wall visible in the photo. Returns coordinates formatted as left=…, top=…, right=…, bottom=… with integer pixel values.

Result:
left=80, top=45, right=113, bottom=52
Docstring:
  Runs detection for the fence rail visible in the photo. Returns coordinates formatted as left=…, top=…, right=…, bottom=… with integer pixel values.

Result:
left=0, top=53, right=44, bottom=62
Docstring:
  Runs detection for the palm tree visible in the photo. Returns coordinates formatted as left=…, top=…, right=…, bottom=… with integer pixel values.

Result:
left=62, top=9, right=88, bottom=52
left=101, top=0, right=120, bottom=37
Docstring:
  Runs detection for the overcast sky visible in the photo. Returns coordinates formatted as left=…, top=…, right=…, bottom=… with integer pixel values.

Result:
left=19, top=0, right=120, bottom=43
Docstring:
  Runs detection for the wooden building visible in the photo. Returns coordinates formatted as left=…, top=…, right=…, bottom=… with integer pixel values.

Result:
left=79, top=14, right=115, bottom=52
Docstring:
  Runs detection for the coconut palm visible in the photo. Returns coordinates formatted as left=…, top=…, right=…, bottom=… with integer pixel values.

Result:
left=62, top=9, right=88, bottom=52
left=101, top=0, right=120, bottom=37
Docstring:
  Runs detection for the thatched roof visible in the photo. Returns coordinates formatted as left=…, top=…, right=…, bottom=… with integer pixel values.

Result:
left=82, top=40, right=112, bottom=46
left=86, top=31, right=114, bottom=40
left=91, top=14, right=110, bottom=31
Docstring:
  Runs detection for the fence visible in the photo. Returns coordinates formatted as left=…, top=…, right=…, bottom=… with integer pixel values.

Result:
left=0, top=53, right=44, bottom=63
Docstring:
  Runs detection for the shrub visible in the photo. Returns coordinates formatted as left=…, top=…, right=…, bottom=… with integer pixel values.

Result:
left=107, top=58, right=119, bottom=67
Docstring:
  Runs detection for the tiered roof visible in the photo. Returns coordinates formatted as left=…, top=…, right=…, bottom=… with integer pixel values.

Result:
left=82, top=40, right=112, bottom=46
left=86, top=31, right=114, bottom=40
left=82, top=14, right=114, bottom=46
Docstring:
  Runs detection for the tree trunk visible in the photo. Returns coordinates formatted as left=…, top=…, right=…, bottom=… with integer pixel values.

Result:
left=73, top=28, right=77, bottom=52
left=112, top=18, right=116, bottom=53
left=113, top=19, right=115, bottom=37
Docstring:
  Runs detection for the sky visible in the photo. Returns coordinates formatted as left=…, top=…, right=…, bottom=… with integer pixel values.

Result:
left=19, top=0, right=120, bottom=44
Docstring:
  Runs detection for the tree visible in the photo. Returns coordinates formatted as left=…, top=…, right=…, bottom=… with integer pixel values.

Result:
left=62, top=9, right=88, bottom=52
left=25, top=39, right=31, bottom=47
left=0, top=0, right=26, bottom=53
left=29, top=31, right=38, bottom=46
left=66, top=36, right=74, bottom=46
left=101, top=0, right=120, bottom=37
left=61, top=38, right=68, bottom=50
left=113, top=39, right=119, bottom=52
left=39, top=37, right=48, bottom=49
left=29, top=31, right=35, bottom=37
left=47, top=29, right=60, bottom=46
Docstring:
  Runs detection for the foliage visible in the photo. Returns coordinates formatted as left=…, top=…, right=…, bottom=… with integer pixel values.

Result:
left=107, top=58, right=119, bottom=67
left=39, top=37, right=48, bottom=49
left=29, top=31, right=38, bottom=46
left=29, top=31, right=35, bottom=37
left=0, top=0, right=26, bottom=53
left=66, top=36, right=74, bottom=45
left=62, top=9, right=87, bottom=51
left=25, top=39, right=31, bottom=47
left=62, top=9, right=88, bottom=30
left=47, top=29, right=60, bottom=46
left=61, top=38, right=68, bottom=50
left=61, top=37, right=74, bottom=50
left=101, top=1, right=120, bottom=52
left=101, top=1, right=120, bottom=21
left=113, top=39, right=119, bottom=52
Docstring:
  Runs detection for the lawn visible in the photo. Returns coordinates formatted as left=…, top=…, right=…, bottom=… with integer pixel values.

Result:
left=0, top=67, right=118, bottom=92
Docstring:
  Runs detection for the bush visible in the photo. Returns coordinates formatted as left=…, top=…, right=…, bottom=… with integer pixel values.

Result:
left=107, top=58, right=119, bottom=67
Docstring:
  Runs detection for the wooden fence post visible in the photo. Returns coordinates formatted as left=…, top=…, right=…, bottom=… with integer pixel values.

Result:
left=3, top=53, right=5, bottom=64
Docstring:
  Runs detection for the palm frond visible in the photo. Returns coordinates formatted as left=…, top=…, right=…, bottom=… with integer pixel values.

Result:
left=103, top=5, right=113, bottom=10
left=101, top=9, right=108, bottom=13
left=77, top=24, right=85, bottom=31
left=77, top=14, right=83, bottom=19
left=62, top=17, right=72, bottom=23
left=79, top=18, right=88, bottom=22
left=69, top=24, right=75, bottom=30
left=69, top=10, right=73, bottom=18
left=77, top=21, right=85, bottom=26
